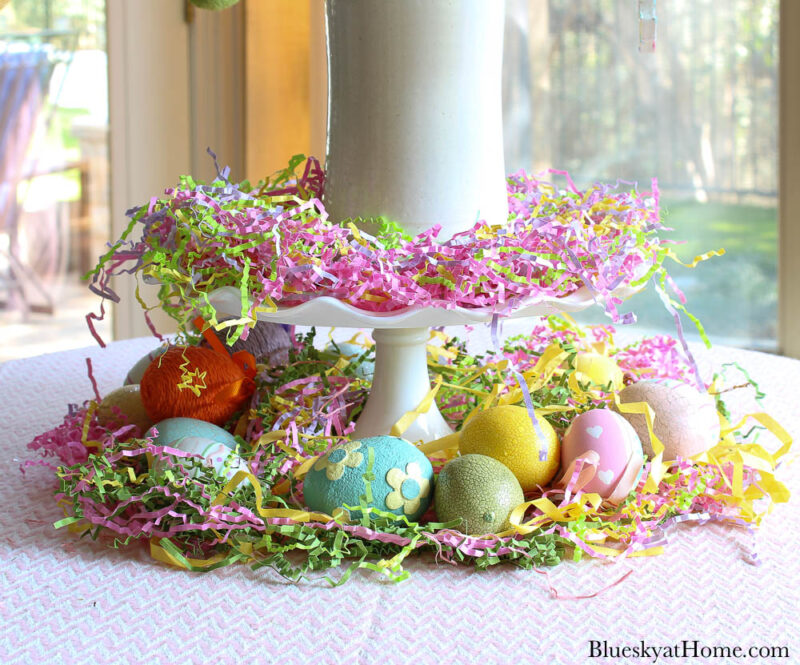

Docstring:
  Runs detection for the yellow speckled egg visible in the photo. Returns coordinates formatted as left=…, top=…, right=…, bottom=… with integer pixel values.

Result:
left=615, top=378, right=720, bottom=459
left=458, top=405, right=560, bottom=491
left=574, top=352, right=624, bottom=391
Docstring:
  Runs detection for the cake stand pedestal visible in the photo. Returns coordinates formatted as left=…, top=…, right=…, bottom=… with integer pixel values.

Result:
left=357, top=327, right=451, bottom=442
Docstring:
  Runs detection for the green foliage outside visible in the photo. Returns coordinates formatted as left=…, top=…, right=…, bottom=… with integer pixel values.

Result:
left=577, top=198, right=778, bottom=349
left=1, top=0, right=105, bottom=49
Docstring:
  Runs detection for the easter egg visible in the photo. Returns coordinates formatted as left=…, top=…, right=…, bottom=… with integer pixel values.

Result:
left=151, top=435, right=248, bottom=484
left=560, top=409, right=643, bottom=499
left=574, top=352, right=623, bottom=391
left=96, top=385, right=152, bottom=434
left=173, top=436, right=248, bottom=480
left=210, top=319, right=293, bottom=367
left=615, top=379, right=720, bottom=459
left=459, top=405, right=560, bottom=491
left=124, top=345, right=168, bottom=385
left=148, top=417, right=237, bottom=449
left=140, top=346, right=255, bottom=426
left=303, top=436, right=434, bottom=521
left=324, top=342, right=375, bottom=381
left=434, top=454, right=524, bottom=535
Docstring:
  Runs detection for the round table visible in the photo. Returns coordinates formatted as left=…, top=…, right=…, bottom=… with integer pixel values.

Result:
left=1, top=327, right=797, bottom=664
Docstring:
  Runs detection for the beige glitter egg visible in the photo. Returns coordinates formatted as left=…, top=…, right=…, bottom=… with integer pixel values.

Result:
left=97, top=385, right=153, bottom=434
left=615, top=379, right=720, bottom=460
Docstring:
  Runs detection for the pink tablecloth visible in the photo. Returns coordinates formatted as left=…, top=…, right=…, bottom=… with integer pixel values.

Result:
left=1, top=332, right=798, bottom=665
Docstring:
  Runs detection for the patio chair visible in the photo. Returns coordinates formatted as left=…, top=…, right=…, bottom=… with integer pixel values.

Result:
left=0, top=30, right=87, bottom=317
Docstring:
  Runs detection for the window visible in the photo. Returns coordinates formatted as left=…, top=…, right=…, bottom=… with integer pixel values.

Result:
left=503, top=0, right=779, bottom=350
left=0, top=0, right=110, bottom=360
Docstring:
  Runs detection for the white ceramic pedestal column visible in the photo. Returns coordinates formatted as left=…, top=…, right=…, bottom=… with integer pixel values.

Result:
left=352, top=328, right=453, bottom=443
left=325, top=0, right=508, bottom=240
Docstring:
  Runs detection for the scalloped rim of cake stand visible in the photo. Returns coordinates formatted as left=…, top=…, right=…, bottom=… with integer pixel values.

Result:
left=206, top=282, right=642, bottom=328
left=205, top=281, right=643, bottom=442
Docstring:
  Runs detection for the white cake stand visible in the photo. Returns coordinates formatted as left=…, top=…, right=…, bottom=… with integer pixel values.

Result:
left=209, top=1, right=644, bottom=443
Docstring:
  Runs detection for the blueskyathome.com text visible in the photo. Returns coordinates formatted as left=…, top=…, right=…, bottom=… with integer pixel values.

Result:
left=588, top=639, right=789, bottom=662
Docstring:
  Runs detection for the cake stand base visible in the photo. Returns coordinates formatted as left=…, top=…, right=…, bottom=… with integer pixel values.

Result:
left=353, top=328, right=452, bottom=443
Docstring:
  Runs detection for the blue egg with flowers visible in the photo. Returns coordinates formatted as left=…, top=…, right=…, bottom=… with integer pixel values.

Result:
left=303, top=435, right=433, bottom=522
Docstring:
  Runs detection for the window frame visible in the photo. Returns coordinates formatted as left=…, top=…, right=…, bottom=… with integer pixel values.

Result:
left=779, top=0, right=799, bottom=357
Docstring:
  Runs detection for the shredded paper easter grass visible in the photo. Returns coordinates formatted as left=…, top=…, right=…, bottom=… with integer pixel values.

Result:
left=23, top=157, right=790, bottom=591
left=83, top=155, right=722, bottom=347
left=27, top=319, right=792, bottom=588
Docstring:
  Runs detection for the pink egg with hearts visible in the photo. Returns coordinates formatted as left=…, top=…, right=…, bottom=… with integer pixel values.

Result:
left=560, top=409, right=644, bottom=500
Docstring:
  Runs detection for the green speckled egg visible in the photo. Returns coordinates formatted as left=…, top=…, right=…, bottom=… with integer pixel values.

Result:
left=303, top=435, right=433, bottom=521
left=434, top=454, right=524, bottom=535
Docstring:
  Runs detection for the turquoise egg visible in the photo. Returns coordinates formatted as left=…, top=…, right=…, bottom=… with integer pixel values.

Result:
left=303, top=435, right=434, bottom=522
left=324, top=342, right=375, bottom=381
left=147, top=417, right=237, bottom=449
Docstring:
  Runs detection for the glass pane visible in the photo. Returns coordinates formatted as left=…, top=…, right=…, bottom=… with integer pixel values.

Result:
left=503, top=0, right=779, bottom=350
left=0, top=1, right=110, bottom=361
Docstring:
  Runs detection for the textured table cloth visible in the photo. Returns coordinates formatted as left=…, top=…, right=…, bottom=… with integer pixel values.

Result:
left=1, top=330, right=798, bottom=665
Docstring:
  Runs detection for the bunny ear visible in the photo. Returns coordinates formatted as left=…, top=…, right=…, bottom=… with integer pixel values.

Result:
left=604, top=452, right=646, bottom=506
left=193, top=316, right=231, bottom=355
left=554, top=450, right=601, bottom=503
